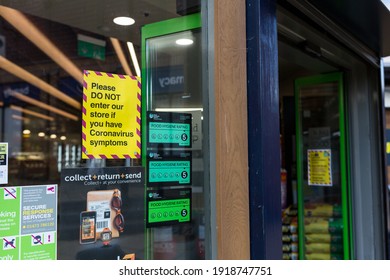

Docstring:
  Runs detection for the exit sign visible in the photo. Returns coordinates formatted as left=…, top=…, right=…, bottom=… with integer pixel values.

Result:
left=77, top=34, right=106, bottom=61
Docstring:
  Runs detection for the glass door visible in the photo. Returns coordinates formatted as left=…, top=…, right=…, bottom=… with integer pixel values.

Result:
left=141, top=14, right=205, bottom=260
left=295, top=72, right=351, bottom=260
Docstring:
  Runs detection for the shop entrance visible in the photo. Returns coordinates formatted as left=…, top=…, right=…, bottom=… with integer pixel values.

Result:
left=294, top=73, right=350, bottom=259
left=278, top=9, right=352, bottom=260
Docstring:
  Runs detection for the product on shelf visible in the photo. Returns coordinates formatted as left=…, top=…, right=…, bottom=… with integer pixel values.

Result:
left=304, top=253, right=343, bottom=260
left=282, top=205, right=299, bottom=260
left=304, top=203, right=342, bottom=218
left=302, top=203, right=344, bottom=260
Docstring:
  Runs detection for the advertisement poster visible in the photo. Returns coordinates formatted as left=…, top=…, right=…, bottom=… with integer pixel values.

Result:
left=0, top=185, right=57, bottom=260
left=308, top=149, right=333, bottom=186
left=58, top=166, right=144, bottom=260
left=82, top=70, right=141, bottom=159
left=0, top=143, right=8, bottom=184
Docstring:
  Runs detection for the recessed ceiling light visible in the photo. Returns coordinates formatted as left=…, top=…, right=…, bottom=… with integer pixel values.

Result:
left=176, top=38, right=194, bottom=46
left=23, top=129, right=31, bottom=135
left=60, top=136, right=67, bottom=141
left=113, top=16, right=135, bottom=26
left=50, top=134, right=57, bottom=139
left=38, top=132, right=45, bottom=137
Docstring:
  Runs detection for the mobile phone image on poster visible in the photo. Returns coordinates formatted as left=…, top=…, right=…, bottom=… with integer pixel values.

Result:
left=80, top=211, right=96, bottom=244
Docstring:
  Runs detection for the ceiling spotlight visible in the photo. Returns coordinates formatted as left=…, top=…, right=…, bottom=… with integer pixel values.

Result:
left=50, top=134, right=57, bottom=139
left=175, top=39, right=193, bottom=46
left=23, top=129, right=31, bottom=135
left=60, top=136, right=67, bottom=141
left=113, top=16, right=135, bottom=26
left=38, top=132, right=45, bottom=137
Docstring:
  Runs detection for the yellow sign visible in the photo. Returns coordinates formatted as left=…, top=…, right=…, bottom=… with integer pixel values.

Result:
left=307, top=149, right=332, bottom=186
left=82, top=70, right=141, bottom=159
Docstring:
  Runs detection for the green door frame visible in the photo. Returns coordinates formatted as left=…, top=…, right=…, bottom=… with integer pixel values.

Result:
left=141, top=13, right=201, bottom=260
left=294, top=72, right=352, bottom=260
left=141, top=13, right=201, bottom=164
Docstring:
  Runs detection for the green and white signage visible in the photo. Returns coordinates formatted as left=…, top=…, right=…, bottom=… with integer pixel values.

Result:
left=146, top=188, right=191, bottom=227
left=149, top=161, right=190, bottom=184
left=0, top=185, right=57, bottom=260
left=77, top=34, right=106, bottom=61
left=147, top=151, right=192, bottom=187
left=147, top=111, right=192, bottom=148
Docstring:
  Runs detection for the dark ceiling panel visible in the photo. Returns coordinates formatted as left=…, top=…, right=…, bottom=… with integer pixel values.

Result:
left=308, top=0, right=381, bottom=54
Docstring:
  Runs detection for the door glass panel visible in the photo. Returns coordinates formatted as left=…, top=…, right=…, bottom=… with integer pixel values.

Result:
left=296, top=74, right=349, bottom=260
left=146, top=29, right=202, bottom=110
left=143, top=21, right=204, bottom=259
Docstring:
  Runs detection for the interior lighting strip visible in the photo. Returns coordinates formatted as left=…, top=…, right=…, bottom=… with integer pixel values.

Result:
left=0, top=56, right=81, bottom=110
left=0, top=5, right=83, bottom=82
left=110, top=37, right=133, bottom=76
left=11, top=90, right=78, bottom=121
left=10, top=105, right=54, bottom=121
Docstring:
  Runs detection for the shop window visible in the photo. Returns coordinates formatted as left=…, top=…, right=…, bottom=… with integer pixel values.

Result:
left=0, top=1, right=206, bottom=260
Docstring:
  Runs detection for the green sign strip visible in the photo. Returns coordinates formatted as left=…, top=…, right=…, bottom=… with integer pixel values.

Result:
left=0, top=186, right=57, bottom=260
left=148, top=161, right=190, bottom=184
left=148, top=199, right=190, bottom=224
left=0, top=187, right=20, bottom=260
left=149, top=122, right=190, bottom=146
left=0, top=187, right=20, bottom=236
left=77, top=34, right=106, bottom=61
